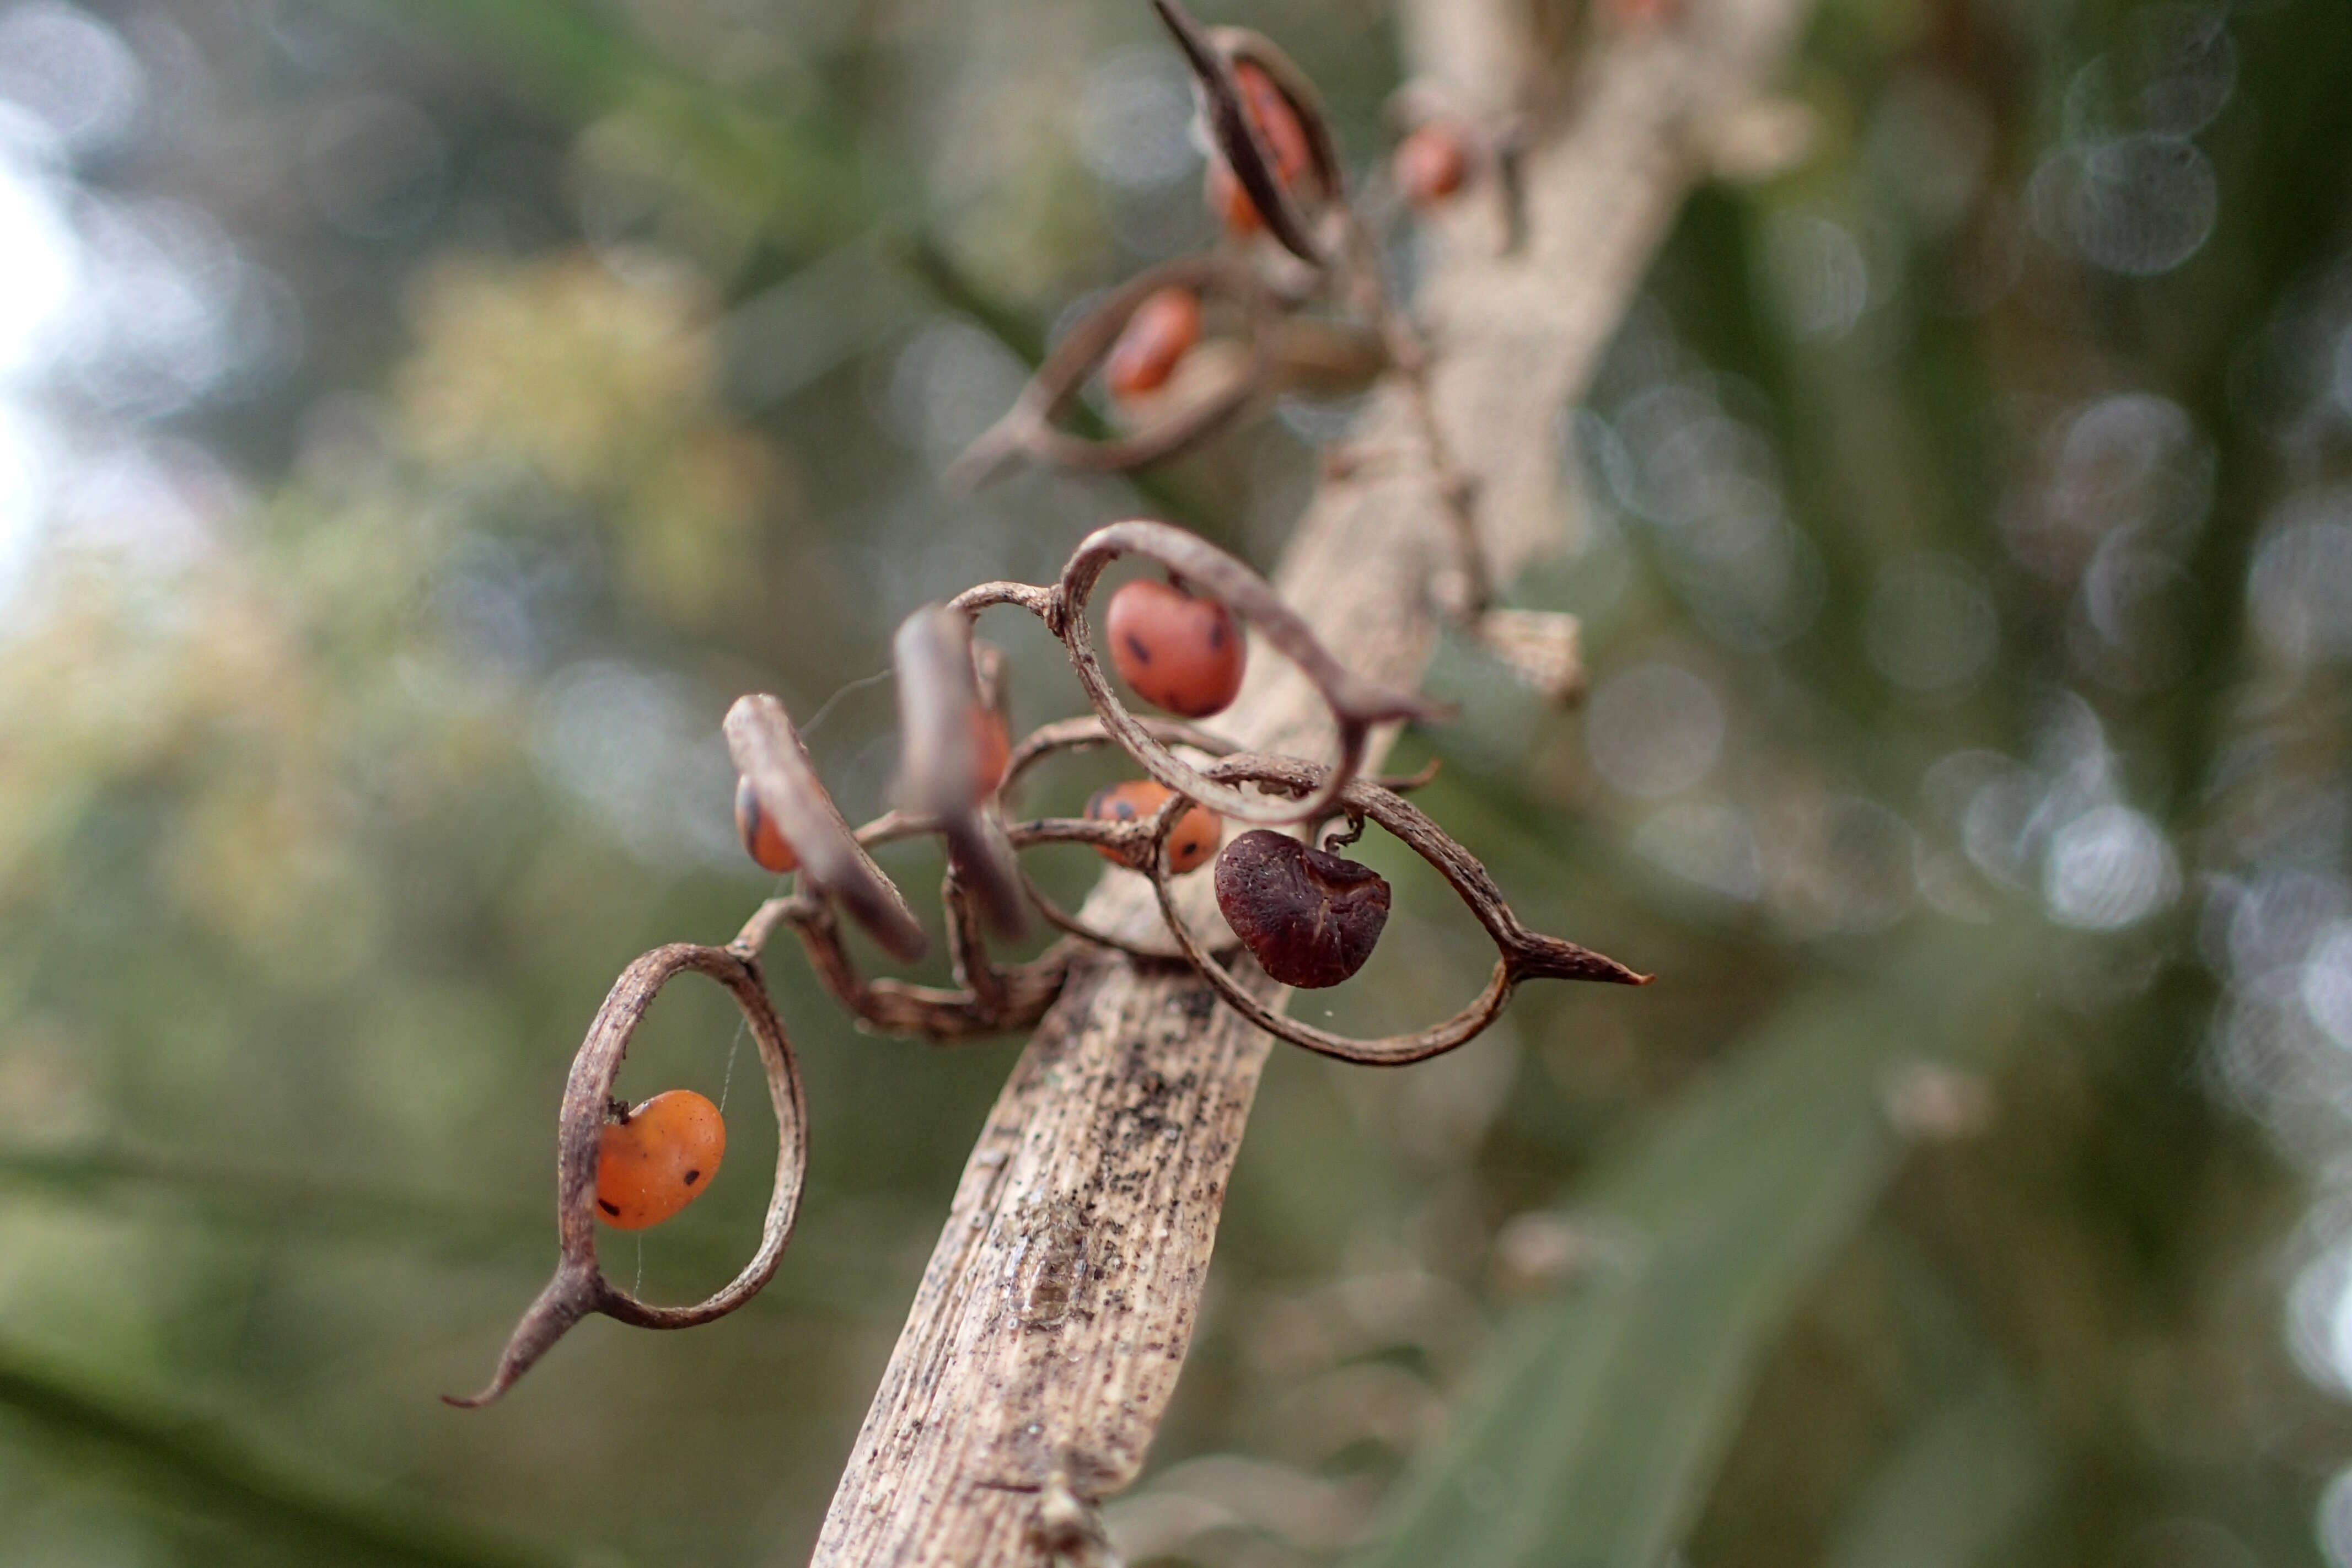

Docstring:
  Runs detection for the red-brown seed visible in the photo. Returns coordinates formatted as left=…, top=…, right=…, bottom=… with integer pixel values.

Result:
left=973, top=706, right=1011, bottom=798
left=1107, top=287, right=1203, bottom=400
left=1085, top=780, right=1221, bottom=873
left=734, top=775, right=798, bottom=874
left=1394, top=122, right=1470, bottom=207
left=1104, top=578, right=1245, bottom=719
left=1236, top=62, right=1313, bottom=186
left=1205, top=158, right=1261, bottom=236
left=1213, top=829, right=1390, bottom=989
left=1204, top=60, right=1313, bottom=237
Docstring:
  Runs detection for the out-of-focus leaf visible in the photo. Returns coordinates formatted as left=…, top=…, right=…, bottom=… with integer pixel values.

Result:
left=0, top=1333, right=595, bottom=1567
left=1825, top=1370, right=2051, bottom=1568
left=1347, top=925, right=2046, bottom=1568
left=336, top=0, right=871, bottom=248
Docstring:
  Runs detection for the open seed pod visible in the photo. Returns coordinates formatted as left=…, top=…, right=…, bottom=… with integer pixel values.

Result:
left=1147, top=755, right=1650, bottom=1066
left=1152, top=0, right=1345, bottom=267
left=447, top=943, right=806, bottom=1407
left=724, top=695, right=928, bottom=962
left=1053, top=520, right=1444, bottom=828
left=947, top=255, right=1279, bottom=491
left=893, top=605, right=1025, bottom=937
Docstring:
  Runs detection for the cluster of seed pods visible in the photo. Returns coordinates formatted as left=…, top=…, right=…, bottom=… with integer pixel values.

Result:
left=451, top=0, right=1609, bottom=1409
left=449, top=517, right=1644, bottom=1407
left=952, top=0, right=1514, bottom=507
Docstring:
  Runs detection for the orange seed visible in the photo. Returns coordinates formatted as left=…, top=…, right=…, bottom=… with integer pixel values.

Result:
left=595, top=1089, right=726, bottom=1231
left=1086, top=780, right=1222, bottom=874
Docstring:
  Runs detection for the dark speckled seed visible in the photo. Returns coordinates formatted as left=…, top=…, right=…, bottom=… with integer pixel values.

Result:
left=1085, top=781, right=1222, bottom=873
left=1104, top=578, right=1245, bottom=718
left=1213, top=830, right=1390, bottom=989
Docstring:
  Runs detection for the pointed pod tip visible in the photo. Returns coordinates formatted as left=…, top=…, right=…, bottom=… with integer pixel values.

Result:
left=1510, top=937, right=1655, bottom=990
left=442, top=1384, right=503, bottom=1411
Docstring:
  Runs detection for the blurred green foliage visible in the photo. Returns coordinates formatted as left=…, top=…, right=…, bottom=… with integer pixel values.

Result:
left=4, top=0, right=2352, bottom=1565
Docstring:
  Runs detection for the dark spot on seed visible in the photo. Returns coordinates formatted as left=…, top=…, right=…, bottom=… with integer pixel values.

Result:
left=1207, top=620, right=1226, bottom=648
left=1124, top=632, right=1152, bottom=665
left=599, top=1200, right=621, bottom=1217
left=684, top=1169, right=701, bottom=1185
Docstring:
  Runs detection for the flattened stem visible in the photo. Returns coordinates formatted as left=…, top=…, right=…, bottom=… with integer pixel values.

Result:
left=447, top=944, right=807, bottom=1407
left=1054, top=520, right=1443, bottom=826
left=1146, top=758, right=1649, bottom=1066
left=724, top=694, right=928, bottom=962
left=893, top=606, right=1027, bottom=937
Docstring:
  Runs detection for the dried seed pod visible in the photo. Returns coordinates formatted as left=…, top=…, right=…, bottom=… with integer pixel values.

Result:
left=1105, top=577, right=1246, bottom=718
left=974, top=707, right=1012, bottom=796
left=946, top=255, right=1278, bottom=490
left=1204, top=158, right=1259, bottom=237
left=1213, top=829, right=1390, bottom=989
left=447, top=943, right=806, bottom=1409
left=1086, top=780, right=1221, bottom=873
left=734, top=775, right=799, bottom=874
left=1394, top=121, right=1472, bottom=206
left=724, top=695, right=927, bottom=962
left=1154, top=2, right=1341, bottom=266
left=1106, top=287, right=1203, bottom=400
left=1204, top=59, right=1314, bottom=237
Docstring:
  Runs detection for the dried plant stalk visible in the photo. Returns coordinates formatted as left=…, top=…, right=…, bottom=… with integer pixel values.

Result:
left=809, top=0, right=1817, bottom=1560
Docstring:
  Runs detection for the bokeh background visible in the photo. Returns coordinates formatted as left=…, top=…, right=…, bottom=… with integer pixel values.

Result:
left=4, top=0, right=2352, bottom=1564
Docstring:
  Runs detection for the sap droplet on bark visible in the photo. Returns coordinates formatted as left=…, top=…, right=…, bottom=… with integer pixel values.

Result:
left=1212, top=829, right=1390, bottom=988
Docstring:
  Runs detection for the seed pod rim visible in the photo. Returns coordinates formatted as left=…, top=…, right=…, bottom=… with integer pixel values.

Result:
left=1152, top=0, right=1337, bottom=266
left=1055, top=519, right=1443, bottom=828
left=994, top=714, right=1242, bottom=960
left=447, top=942, right=806, bottom=1406
left=1145, top=755, right=1650, bottom=1066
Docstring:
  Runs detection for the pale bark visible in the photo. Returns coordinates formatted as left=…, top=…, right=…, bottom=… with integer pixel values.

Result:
left=810, top=1, right=1813, bottom=1560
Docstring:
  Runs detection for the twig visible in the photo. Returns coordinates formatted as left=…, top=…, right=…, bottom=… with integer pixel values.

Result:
left=807, top=0, right=1817, bottom=1561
